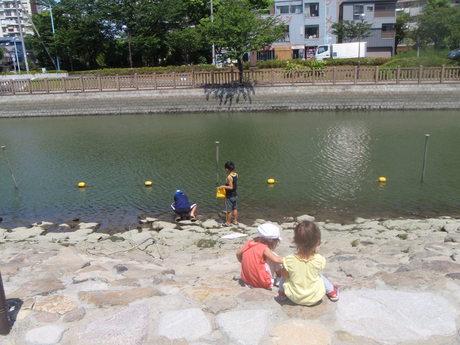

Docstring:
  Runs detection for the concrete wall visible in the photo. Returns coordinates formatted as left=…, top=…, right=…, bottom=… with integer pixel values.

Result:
left=0, top=73, right=69, bottom=80
left=0, top=84, right=459, bottom=117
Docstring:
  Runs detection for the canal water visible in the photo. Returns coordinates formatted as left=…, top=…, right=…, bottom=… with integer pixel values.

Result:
left=0, top=111, right=459, bottom=230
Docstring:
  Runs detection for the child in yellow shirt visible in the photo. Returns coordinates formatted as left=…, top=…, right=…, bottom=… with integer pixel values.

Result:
left=279, top=221, right=338, bottom=306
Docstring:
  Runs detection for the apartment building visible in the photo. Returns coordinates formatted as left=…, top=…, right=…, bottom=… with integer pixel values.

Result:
left=339, top=0, right=397, bottom=57
left=263, top=0, right=339, bottom=60
left=0, top=0, right=36, bottom=38
left=396, top=0, right=459, bottom=30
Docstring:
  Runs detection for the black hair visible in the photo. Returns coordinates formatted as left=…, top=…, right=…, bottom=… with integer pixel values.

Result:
left=224, top=161, right=235, bottom=171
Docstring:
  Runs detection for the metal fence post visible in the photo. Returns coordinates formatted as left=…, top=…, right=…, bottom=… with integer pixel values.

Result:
left=192, top=71, right=196, bottom=88
left=375, top=66, right=379, bottom=84
left=418, top=65, right=422, bottom=84
left=97, top=75, right=102, bottom=92
left=28, top=79, right=33, bottom=94
left=135, top=73, right=139, bottom=90
left=80, top=76, right=85, bottom=92
left=116, top=75, right=120, bottom=90
left=45, top=78, right=50, bottom=94
left=0, top=272, right=11, bottom=335
left=440, top=65, right=445, bottom=83
left=11, top=80, right=16, bottom=95
left=353, top=66, right=358, bottom=84
left=333, top=67, right=337, bottom=85
left=396, top=66, right=400, bottom=84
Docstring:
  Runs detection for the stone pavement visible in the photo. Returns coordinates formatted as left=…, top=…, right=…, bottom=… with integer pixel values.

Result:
left=0, top=215, right=459, bottom=345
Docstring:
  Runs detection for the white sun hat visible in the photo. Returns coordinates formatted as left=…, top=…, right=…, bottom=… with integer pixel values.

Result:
left=257, top=223, right=281, bottom=240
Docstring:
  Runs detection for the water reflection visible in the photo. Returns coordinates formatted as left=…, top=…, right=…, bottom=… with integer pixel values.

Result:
left=314, top=123, right=370, bottom=202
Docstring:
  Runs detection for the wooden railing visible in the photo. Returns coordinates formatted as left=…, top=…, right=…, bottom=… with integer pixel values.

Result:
left=1, top=66, right=459, bottom=96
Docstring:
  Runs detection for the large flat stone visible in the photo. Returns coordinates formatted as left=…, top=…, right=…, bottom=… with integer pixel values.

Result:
left=40, top=247, right=88, bottom=273
left=77, top=304, right=149, bottom=345
left=25, top=325, right=67, bottom=345
left=33, top=294, right=77, bottom=314
left=158, top=308, right=212, bottom=340
left=6, top=226, right=44, bottom=241
left=269, top=320, right=331, bottom=345
left=217, top=309, right=270, bottom=345
left=9, top=278, right=65, bottom=298
left=336, top=289, right=459, bottom=344
left=78, top=287, right=163, bottom=307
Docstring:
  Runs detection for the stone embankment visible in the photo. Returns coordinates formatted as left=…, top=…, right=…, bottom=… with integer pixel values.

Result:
left=0, top=84, right=460, bottom=117
left=1, top=215, right=460, bottom=345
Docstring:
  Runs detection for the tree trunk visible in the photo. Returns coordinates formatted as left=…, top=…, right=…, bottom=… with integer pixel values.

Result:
left=237, top=57, right=244, bottom=84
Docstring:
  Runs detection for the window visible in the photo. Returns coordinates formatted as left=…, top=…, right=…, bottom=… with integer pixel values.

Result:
left=375, top=3, right=396, bottom=16
left=381, top=23, right=395, bottom=38
left=367, top=5, right=373, bottom=11
left=257, top=50, right=275, bottom=61
left=353, top=4, right=364, bottom=20
left=305, top=25, right=319, bottom=38
left=317, top=45, right=328, bottom=54
left=290, top=5, right=303, bottom=13
left=305, top=3, right=319, bottom=17
left=276, top=5, right=289, bottom=14
left=375, top=3, right=396, bottom=11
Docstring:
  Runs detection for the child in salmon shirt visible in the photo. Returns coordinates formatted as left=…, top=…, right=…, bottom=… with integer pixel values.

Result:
left=236, top=223, right=284, bottom=289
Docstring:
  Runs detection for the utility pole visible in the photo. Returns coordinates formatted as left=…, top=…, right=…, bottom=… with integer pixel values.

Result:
left=0, top=272, right=11, bottom=335
left=211, top=0, right=216, bottom=65
left=48, top=2, right=60, bottom=70
left=13, top=0, right=29, bottom=72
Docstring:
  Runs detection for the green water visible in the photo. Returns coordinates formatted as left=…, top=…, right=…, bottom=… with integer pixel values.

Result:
left=0, top=111, right=459, bottom=229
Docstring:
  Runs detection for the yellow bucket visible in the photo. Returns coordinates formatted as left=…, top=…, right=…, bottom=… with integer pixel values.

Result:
left=216, top=187, right=226, bottom=199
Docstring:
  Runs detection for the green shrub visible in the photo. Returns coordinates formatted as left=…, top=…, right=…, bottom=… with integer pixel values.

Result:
left=70, top=64, right=217, bottom=75
left=381, top=56, right=457, bottom=68
left=0, top=69, right=67, bottom=75
left=323, top=57, right=391, bottom=66
left=284, top=59, right=325, bottom=70
left=253, top=60, right=288, bottom=69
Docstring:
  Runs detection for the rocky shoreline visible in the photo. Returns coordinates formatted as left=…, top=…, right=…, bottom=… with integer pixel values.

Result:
left=1, top=215, right=460, bottom=345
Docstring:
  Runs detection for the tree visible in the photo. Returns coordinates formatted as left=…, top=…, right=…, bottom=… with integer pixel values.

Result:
left=416, top=4, right=455, bottom=50
left=200, top=0, right=285, bottom=83
left=395, top=12, right=411, bottom=54
left=332, top=20, right=372, bottom=43
left=166, top=27, right=208, bottom=65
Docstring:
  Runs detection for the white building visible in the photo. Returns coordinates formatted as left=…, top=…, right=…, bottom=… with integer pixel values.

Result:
left=0, top=0, right=36, bottom=38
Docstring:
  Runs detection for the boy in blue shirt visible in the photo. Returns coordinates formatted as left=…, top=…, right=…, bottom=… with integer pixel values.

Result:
left=171, top=190, right=197, bottom=222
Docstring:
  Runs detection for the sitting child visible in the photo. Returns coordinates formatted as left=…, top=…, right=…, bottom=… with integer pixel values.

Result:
left=279, top=220, right=339, bottom=305
left=171, top=190, right=197, bottom=222
left=236, top=223, right=284, bottom=289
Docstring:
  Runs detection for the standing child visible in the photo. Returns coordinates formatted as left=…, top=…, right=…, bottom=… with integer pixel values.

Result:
left=279, top=221, right=338, bottom=305
left=236, top=223, right=284, bottom=289
left=219, top=161, right=238, bottom=226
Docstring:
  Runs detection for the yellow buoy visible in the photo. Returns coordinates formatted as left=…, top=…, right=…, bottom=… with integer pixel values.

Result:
left=144, top=180, right=153, bottom=187
left=267, top=178, right=276, bottom=184
left=378, top=177, right=387, bottom=183
left=77, top=182, right=86, bottom=188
